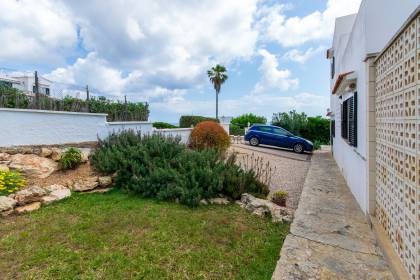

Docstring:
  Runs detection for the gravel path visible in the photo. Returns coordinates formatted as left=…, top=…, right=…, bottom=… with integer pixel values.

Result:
left=230, top=145, right=311, bottom=209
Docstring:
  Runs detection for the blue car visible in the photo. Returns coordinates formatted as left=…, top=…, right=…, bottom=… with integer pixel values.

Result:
left=244, top=125, right=313, bottom=153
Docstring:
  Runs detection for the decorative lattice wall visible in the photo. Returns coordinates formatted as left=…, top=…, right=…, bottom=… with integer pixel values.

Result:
left=375, top=14, right=420, bottom=280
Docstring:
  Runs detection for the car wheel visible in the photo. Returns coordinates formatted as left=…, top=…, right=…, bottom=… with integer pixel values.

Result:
left=293, top=143, right=304, bottom=153
left=249, top=137, right=259, bottom=146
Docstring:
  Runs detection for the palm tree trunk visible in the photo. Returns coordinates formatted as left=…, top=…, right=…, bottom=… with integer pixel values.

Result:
left=216, top=90, right=219, bottom=120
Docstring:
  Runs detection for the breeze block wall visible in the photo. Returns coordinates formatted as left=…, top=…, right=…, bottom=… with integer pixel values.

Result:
left=375, top=12, right=419, bottom=279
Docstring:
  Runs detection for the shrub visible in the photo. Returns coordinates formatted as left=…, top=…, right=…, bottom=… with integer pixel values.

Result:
left=0, top=86, right=30, bottom=108
left=179, top=115, right=218, bottom=128
left=231, top=113, right=267, bottom=128
left=91, top=131, right=268, bottom=207
left=229, top=124, right=245, bottom=136
left=271, top=190, right=288, bottom=207
left=189, top=121, right=231, bottom=152
left=153, top=122, right=178, bottom=129
left=272, top=110, right=330, bottom=144
left=59, top=147, right=82, bottom=170
left=0, top=170, right=26, bottom=196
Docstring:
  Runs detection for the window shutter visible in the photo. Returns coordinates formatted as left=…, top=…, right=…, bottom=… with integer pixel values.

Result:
left=341, top=101, right=348, bottom=139
left=348, top=92, right=358, bottom=147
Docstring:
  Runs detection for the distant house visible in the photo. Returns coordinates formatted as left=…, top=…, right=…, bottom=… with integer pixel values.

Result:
left=328, top=1, right=420, bottom=279
left=0, top=73, right=52, bottom=96
left=0, top=74, right=21, bottom=89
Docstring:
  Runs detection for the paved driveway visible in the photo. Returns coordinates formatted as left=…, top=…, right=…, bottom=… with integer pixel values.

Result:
left=230, top=144, right=311, bottom=209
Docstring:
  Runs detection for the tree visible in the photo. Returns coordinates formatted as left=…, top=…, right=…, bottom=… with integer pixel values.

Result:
left=231, top=113, right=267, bottom=127
left=272, top=110, right=307, bottom=135
left=207, top=65, right=228, bottom=120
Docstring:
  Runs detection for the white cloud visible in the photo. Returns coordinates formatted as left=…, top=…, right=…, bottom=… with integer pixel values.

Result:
left=254, top=49, right=299, bottom=93
left=151, top=91, right=329, bottom=121
left=258, top=0, right=361, bottom=47
left=283, top=46, right=326, bottom=63
left=0, top=0, right=77, bottom=64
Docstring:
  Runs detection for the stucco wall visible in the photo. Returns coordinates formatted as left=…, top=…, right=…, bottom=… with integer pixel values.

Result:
left=154, top=128, right=192, bottom=144
left=0, top=108, right=153, bottom=147
left=104, top=122, right=154, bottom=138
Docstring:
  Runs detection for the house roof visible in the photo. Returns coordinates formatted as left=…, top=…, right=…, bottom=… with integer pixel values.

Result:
left=332, top=71, right=354, bottom=94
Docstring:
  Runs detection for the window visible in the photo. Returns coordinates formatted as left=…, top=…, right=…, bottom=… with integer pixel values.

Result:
left=272, top=127, right=288, bottom=136
left=258, top=126, right=272, bottom=133
left=331, top=120, right=335, bottom=138
left=331, top=56, right=335, bottom=79
left=341, top=92, right=358, bottom=147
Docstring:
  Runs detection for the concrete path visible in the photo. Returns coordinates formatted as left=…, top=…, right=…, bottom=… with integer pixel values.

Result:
left=272, top=151, right=394, bottom=280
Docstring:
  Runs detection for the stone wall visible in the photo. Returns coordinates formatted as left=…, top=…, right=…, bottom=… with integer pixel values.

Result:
left=375, top=11, right=420, bottom=280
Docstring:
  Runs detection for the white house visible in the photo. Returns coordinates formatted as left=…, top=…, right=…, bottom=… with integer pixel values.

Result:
left=0, top=73, right=21, bottom=89
left=12, top=73, right=52, bottom=96
left=0, top=72, right=52, bottom=96
left=328, top=0, right=419, bottom=215
left=329, top=1, right=420, bottom=279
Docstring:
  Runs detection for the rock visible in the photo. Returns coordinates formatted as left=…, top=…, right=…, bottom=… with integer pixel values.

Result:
left=241, top=193, right=293, bottom=223
left=82, top=188, right=112, bottom=194
left=79, top=148, right=91, bottom=163
left=200, top=199, right=208, bottom=205
left=71, top=176, right=99, bottom=192
left=51, top=148, right=63, bottom=161
left=9, top=154, right=58, bottom=178
left=0, top=164, right=9, bottom=172
left=40, top=147, right=53, bottom=158
left=0, top=153, right=10, bottom=161
left=208, top=197, right=230, bottom=205
left=98, top=176, right=112, bottom=187
left=15, top=202, right=41, bottom=214
left=0, top=196, right=17, bottom=212
left=11, top=186, right=47, bottom=205
left=41, top=184, right=71, bottom=205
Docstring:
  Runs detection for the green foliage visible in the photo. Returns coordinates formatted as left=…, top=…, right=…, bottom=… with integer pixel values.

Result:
left=0, top=86, right=149, bottom=122
left=189, top=121, right=231, bottom=152
left=0, top=170, right=26, bottom=196
left=229, top=124, right=245, bottom=136
left=179, top=115, right=218, bottom=128
left=272, top=110, right=307, bottom=136
left=59, top=147, right=82, bottom=170
left=231, top=113, right=267, bottom=128
left=153, top=122, right=178, bottom=129
left=0, top=86, right=30, bottom=108
left=271, top=190, right=288, bottom=207
left=272, top=110, right=330, bottom=144
left=91, top=131, right=268, bottom=207
left=88, top=96, right=149, bottom=122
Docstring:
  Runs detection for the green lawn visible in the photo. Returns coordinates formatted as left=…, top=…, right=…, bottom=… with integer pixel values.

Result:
left=0, top=191, right=288, bottom=279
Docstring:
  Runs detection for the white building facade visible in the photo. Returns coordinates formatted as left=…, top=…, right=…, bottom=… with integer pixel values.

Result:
left=0, top=72, right=52, bottom=95
left=329, top=1, right=420, bottom=278
left=329, top=0, right=419, bottom=215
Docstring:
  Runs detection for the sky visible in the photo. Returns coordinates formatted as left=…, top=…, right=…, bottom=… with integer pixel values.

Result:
left=0, top=0, right=361, bottom=122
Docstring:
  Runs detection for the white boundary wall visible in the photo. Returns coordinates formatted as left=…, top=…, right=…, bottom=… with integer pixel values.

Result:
left=0, top=108, right=153, bottom=147
left=154, top=128, right=192, bottom=144
left=0, top=108, right=230, bottom=147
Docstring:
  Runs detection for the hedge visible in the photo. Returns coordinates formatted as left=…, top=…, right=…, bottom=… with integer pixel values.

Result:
left=179, top=115, right=218, bottom=128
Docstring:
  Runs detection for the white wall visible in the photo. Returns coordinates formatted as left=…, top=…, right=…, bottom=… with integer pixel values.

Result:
left=0, top=108, right=153, bottom=147
left=104, top=122, right=154, bottom=138
left=329, top=0, right=419, bottom=214
left=154, top=128, right=192, bottom=144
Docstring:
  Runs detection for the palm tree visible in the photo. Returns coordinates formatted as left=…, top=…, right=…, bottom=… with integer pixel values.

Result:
left=207, top=64, right=228, bottom=120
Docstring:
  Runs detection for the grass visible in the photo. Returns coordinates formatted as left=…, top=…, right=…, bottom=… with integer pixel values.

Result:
left=0, top=191, right=288, bottom=279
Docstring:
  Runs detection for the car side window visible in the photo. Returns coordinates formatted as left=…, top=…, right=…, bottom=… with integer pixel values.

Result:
left=272, top=128, right=288, bottom=136
left=258, top=126, right=272, bottom=133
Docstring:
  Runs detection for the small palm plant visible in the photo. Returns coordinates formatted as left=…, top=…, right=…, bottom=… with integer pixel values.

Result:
left=207, top=65, right=228, bottom=120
